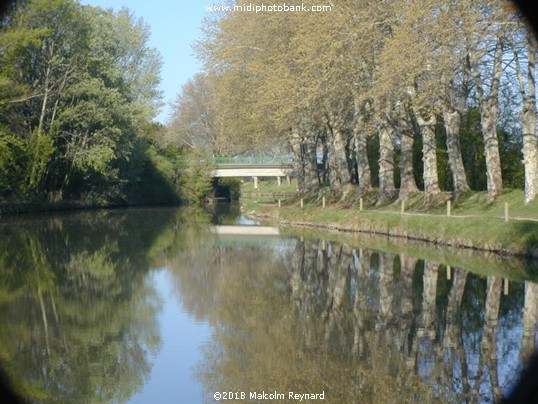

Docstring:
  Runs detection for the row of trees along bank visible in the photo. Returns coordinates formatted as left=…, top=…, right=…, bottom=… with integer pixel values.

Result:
left=168, top=0, right=538, bottom=205
left=0, top=0, right=208, bottom=207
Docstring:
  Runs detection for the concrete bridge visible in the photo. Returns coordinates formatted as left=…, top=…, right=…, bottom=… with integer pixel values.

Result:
left=211, top=156, right=294, bottom=188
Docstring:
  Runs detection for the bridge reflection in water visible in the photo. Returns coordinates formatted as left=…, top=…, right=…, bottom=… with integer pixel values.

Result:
left=209, top=225, right=295, bottom=247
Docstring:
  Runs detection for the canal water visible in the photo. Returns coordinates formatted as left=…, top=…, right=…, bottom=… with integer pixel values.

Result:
left=0, top=205, right=537, bottom=403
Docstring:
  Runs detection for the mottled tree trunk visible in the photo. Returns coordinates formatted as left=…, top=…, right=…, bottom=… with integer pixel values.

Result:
left=511, top=29, right=538, bottom=204
left=302, top=133, right=320, bottom=193
left=378, top=121, right=397, bottom=200
left=443, top=109, right=470, bottom=198
left=416, top=113, right=441, bottom=200
left=354, top=123, right=373, bottom=195
left=468, top=42, right=504, bottom=202
left=326, top=125, right=339, bottom=193
left=353, top=101, right=373, bottom=194
left=521, top=101, right=538, bottom=204
left=289, top=127, right=305, bottom=191
left=397, top=111, right=419, bottom=200
left=326, top=117, right=351, bottom=194
left=289, top=126, right=319, bottom=193
left=480, top=97, right=503, bottom=202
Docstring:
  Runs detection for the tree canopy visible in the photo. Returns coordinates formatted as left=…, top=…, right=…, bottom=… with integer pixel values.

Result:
left=0, top=0, right=176, bottom=205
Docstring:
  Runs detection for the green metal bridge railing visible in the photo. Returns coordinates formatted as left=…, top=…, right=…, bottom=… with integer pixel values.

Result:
left=213, top=156, right=292, bottom=165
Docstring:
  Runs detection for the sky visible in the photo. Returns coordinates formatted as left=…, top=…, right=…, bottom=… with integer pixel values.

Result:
left=81, top=0, right=208, bottom=124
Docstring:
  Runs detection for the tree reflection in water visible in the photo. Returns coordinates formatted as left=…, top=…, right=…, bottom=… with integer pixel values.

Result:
left=168, top=235, right=538, bottom=403
left=0, top=209, right=175, bottom=402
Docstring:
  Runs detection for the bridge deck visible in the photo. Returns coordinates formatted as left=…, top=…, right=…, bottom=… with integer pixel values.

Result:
left=213, top=163, right=294, bottom=178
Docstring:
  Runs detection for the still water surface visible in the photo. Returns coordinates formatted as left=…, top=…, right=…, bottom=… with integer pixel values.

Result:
left=0, top=205, right=537, bottom=403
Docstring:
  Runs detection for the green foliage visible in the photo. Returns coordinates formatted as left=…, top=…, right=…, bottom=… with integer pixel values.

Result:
left=460, top=108, right=487, bottom=191
left=499, top=129, right=525, bottom=189
left=0, top=0, right=167, bottom=205
left=129, top=143, right=181, bottom=204
left=177, top=148, right=215, bottom=203
left=0, top=129, right=55, bottom=197
left=0, top=131, right=26, bottom=195
left=26, top=132, right=56, bottom=192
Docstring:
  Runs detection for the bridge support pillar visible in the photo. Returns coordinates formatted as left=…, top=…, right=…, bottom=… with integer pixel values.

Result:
left=253, top=176, right=259, bottom=190
left=286, top=176, right=290, bottom=186
left=277, top=176, right=281, bottom=187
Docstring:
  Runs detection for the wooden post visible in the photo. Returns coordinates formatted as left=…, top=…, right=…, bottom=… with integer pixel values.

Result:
left=253, top=176, right=258, bottom=190
left=401, top=200, right=405, bottom=215
left=504, top=278, right=509, bottom=295
left=322, top=196, right=326, bottom=208
left=286, top=176, right=291, bottom=186
left=359, top=198, right=363, bottom=211
left=504, top=202, right=509, bottom=222
left=300, top=198, right=304, bottom=208
left=278, top=199, right=281, bottom=208
left=447, top=266, right=451, bottom=280
left=447, top=200, right=451, bottom=217
left=277, top=176, right=281, bottom=187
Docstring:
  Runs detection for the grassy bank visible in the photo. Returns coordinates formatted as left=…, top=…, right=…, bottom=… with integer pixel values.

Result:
left=240, top=181, right=538, bottom=259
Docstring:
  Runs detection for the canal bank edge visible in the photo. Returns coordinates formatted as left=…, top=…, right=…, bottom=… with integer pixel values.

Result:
left=242, top=201, right=538, bottom=260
